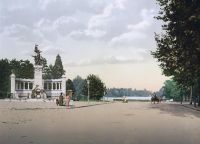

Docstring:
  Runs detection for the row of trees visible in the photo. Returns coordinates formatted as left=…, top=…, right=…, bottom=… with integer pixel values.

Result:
left=152, top=0, right=200, bottom=107
left=162, top=79, right=190, bottom=102
left=43, top=54, right=65, bottom=79
left=66, top=75, right=106, bottom=101
left=0, top=57, right=107, bottom=100
left=0, top=59, right=34, bottom=98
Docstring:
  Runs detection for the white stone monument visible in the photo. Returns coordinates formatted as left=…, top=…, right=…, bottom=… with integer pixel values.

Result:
left=10, top=44, right=66, bottom=99
left=33, top=65, right=43, bottom=89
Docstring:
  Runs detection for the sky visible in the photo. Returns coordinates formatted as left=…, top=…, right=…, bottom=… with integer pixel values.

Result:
left=0, top=0, right=169, bottom=91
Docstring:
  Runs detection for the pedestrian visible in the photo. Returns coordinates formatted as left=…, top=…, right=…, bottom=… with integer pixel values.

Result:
left=59, top=92, right=63, bottom=106
left=66, top=95, right=70, bottom=108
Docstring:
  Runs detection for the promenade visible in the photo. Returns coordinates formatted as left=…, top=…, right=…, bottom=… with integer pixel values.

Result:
left=1, top=101, right=200, bottom=144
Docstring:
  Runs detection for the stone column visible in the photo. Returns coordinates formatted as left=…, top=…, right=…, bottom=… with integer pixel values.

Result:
left=23, top=82, right=25, bottom=90
left=62, top=75, right=66, bottom=95
left=10, top=73, right=16, bottom=98
left=34, top=65, right=43, bottom=89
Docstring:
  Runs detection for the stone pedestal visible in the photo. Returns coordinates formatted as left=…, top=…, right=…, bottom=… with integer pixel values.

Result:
left=34, top=65, right=43, bottom=89
left=62, top=75, right=66, bottom=95
left=10, top=73, right=16, bottom=98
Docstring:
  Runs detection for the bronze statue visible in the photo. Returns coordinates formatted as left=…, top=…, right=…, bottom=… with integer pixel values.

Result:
left=33, top=44, right=43, bottom=65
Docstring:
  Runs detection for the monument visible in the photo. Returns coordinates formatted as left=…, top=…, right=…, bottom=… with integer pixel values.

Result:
left=32, top=45, right=43, bottom=90
left=10, top=45, right=66, bottom=99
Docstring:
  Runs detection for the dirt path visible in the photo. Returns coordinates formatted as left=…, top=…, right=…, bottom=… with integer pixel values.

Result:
left=0, top=101, right=200, bottom=144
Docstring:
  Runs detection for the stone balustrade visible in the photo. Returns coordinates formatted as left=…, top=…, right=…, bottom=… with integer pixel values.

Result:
left=11, top=74, right=66, bottom=99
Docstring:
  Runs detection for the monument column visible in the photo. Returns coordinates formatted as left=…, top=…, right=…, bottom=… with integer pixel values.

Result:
left=62, top=75, right=66, bottom=95
left=10, top=73, right=16, bottom=98
left=34, top=65, right=43, bottom=89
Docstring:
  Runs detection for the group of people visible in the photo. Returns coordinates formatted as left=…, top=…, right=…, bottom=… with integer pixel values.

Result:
left=56, top=93, right=71, bottom=108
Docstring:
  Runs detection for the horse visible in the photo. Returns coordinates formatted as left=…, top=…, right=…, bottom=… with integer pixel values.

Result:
left=151, top=96, right=162, bottom=104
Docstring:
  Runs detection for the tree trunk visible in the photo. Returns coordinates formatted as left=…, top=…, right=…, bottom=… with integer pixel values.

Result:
left=189, top=86, right=193, bottom=105
left=194, top=95, right=197, bottom=107
left=198, top=79, right=200, bottom=107
left=180, top=94, right=183, bottom=104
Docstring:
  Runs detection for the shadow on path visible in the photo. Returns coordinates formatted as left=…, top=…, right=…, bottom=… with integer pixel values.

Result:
left=8, top=102, right=111, bottom=111
left=149, top=103, right=200, bottom=118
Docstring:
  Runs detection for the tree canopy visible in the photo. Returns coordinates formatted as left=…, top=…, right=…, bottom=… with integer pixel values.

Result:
left=0, top=59, right=34, bottom=98
left=82, top=74, right=106, bottom=100
left=152, top=0, right=200, bottom=104
left=52, top=54, right=65, bottom=79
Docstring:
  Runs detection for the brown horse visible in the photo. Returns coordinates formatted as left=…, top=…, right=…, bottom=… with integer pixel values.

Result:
left=151, top=96, right=161, bottom=104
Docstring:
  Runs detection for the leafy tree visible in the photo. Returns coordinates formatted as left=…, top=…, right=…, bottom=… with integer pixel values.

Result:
left=0, top=59, right=11, bottom=98
left=66, top=79, right=75, bottom=92
left=0, top=59, right=34, bottom=98
left=43, top=64, right=54, bottom=79
left=152, top=0, right=200, bottom=106
left=10, top=59, right=34, bottom=78
left=72, top=76, right=85, bottom=100
left=52, top=54, right=65, bottom=79
left=163, top=80, right=181, bottom=101
left=82, top=74, right=106, bottom=100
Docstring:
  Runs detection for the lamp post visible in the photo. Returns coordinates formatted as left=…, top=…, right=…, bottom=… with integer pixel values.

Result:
left=87, top=80, right=90, bottom=104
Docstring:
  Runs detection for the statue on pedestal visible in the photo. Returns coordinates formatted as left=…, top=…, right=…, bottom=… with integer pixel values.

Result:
left=32, top=44, right=44, bottom=65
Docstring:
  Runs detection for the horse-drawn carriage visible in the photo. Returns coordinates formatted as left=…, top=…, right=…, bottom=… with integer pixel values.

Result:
left=151, top=93, right=162, bottom=104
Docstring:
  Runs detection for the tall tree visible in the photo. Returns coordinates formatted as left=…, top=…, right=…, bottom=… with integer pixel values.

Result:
left=10, top=59, right=34, bottom=78
left=43, top=64, right=54, bottom=79
left=0, top=59, right=34, bottom=98
left=52, top=54, right=65, bottom=79
left=152, top=0, right=200, bottom=106
left=73, top=76, right=85, bottom=100
left=66, top=79, right=75, bottom=92
left=0, top=59, right=11, bottom=98
left=82, top=74, right=106, bottom=100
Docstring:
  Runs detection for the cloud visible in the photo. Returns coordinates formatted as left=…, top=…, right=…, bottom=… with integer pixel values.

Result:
left=69, top=0, right=127, bottom=40
left=2, top=24, right=43, bottom=43
left=109, top=8, right=155, bottom=47
left=65, top=54, right=145, bottom=67
left=88, top=0, right=126, bottom=29
left=41, top=45, right=65, bottom=55
left=69, top=29, right=106, bottom=38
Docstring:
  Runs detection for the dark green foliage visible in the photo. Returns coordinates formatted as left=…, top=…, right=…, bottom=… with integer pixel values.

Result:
left=10, top=59, right=34, bottom=79
left=66, top=79, right=75, bottom=92
left=152, top=0, right=200, bottom=104
left=52, top=54, right=65, bottom=79
left=82, top=74, right=106, bottom=100
left=0, top=59, right=34, bottom=98
left=43, top=54, right=65, bottom=79
left=163, top=79, right=190, bottom=101
left=0, top=59, right=11, bottom=98
left=72, top=76, right=85, bottom=100
left=43, top=64, right=54, bottom=79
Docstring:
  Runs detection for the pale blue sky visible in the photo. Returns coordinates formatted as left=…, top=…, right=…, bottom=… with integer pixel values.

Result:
left=0, top=0, right=168, bottom=91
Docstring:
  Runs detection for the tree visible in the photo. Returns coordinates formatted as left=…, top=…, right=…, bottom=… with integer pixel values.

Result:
left=73, top=76, right=85, bottom=100
left=163, top=79, right=181, bottom=101
left=43, top=64, right=54, bottom=79
left=82, top=74, right=106, bottom=100
left=66, top=79, right=75, bottom=92
left=52, top=54, right=65, bottom=79
left=0, top=59, right=34, bottom=98
left=152, top=0, right=200, bottom=106
left=0, top=59, right=11, bottom=98
left=10, top=59, right=34, bottom=79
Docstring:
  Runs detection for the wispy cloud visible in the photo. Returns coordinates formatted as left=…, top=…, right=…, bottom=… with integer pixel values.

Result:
left=65, top=55, right=145, bottom=67
left=109, top=8, right=155, bottom=47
